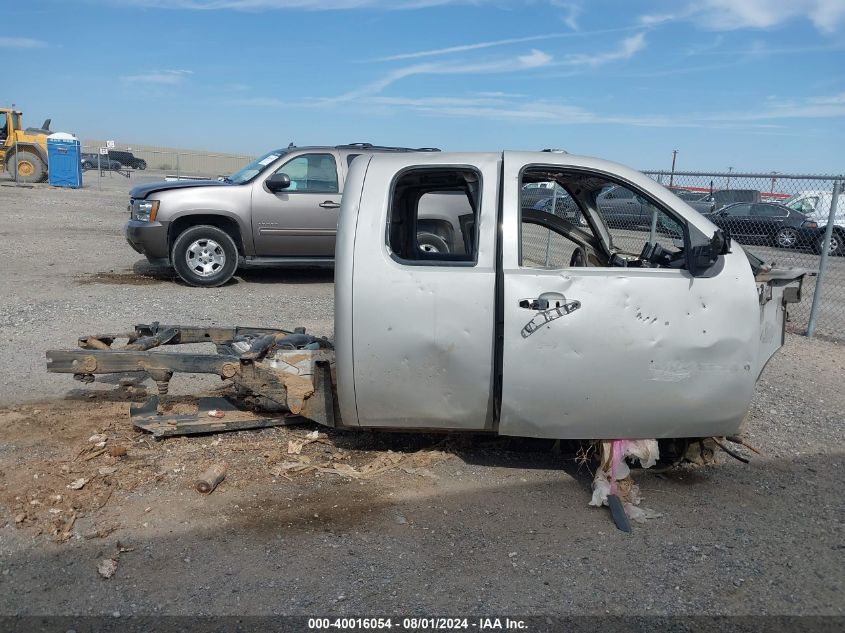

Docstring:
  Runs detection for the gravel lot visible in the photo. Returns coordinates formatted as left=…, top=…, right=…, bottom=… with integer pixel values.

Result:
left=0, top=174, right=843, bottom=619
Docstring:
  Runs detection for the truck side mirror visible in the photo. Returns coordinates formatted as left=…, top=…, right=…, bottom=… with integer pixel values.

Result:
left=689, top=230, right=731, bottom=277
left=266, top=173, right=291, bottom=192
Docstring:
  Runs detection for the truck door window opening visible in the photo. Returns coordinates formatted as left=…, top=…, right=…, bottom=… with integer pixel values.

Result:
left=387, top=167, right=481, bottom=265
left=519, top=167, right=709, bottom=272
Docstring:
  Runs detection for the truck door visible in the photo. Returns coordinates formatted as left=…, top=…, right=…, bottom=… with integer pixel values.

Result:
left=497, top=152, right=761, bottom=440
left=251, top=152, right=342, bottom=257
left=346, top=154, right=500, bottom=430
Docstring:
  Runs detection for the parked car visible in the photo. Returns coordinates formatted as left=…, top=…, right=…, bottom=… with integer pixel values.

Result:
left=125, top=143, right=444, bottom=286
left=80, top=153, right=121, bottom=171
left=108, top=150, right=147, bottom=170
left=696, top=189, right=761, bottom=211
left=783, top=190, right=845, bottom=256
left=667, top=187, right=707, bottom=202
left=702, top=202, right=818, bottom=250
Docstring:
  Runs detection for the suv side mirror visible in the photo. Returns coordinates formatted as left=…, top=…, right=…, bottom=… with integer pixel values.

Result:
left=266, top=173, right=291, bottom=192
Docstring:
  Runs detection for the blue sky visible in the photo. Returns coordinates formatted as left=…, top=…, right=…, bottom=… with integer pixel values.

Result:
left=6, top=0, right=844, bottom=172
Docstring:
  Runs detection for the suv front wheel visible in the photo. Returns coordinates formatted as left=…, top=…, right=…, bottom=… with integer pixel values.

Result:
left=172, top=225, right=238, bottom=287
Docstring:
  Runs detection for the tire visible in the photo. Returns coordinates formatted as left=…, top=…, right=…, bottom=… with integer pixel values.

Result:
left=9, top=150, right=46, bottom=183
left=171, top=225, right=239, bottom=287
left=137, top=161, right=147, bottom=170
left=816, top=231, right=844, bottom=257
left=775, top=227, right=798, bottom=249
left=416, top=231, right=450, bottom=254
left=82, top=161, right=93, bottom=170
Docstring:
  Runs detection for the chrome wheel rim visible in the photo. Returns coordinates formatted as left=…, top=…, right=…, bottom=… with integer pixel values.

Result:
left=821, top=234, right=840, bottom=254
left=777, top=229, right=797, bottom=248
left=185, top=239, right=225, bottom=277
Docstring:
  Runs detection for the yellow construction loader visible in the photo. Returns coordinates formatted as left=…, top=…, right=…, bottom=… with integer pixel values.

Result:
left=0, top=108, right=51, bottom=183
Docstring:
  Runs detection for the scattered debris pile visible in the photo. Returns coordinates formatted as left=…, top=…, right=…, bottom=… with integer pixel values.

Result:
left=0, top=400, right=453, bottom=543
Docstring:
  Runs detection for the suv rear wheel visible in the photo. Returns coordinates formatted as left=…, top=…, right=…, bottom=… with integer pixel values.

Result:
left=172, top=225, right=238, bottom=287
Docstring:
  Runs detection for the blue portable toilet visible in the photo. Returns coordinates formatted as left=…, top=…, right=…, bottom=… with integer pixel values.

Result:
left=47, top=133, right=82, bottom=188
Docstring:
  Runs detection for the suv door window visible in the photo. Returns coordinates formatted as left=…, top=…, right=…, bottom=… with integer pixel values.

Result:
left=273, top=153, right=338, bottom=193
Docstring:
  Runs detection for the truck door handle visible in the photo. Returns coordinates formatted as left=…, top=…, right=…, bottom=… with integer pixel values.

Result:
left=519, top=293, right=581, bottom=338
left=520, top=298, right=550, bottom=310
left=519, top=292, right=567, bottom=311
left=319, top=201, right=340, bottom=209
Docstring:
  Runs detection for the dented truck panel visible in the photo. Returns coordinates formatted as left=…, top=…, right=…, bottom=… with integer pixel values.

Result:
left=499, top=256, right=761, bottom=439
left=496, top=152, right=800, bottom=439
left=344, top=152, right=500, bottom=430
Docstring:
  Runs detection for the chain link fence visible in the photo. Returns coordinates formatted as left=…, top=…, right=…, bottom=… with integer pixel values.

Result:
left=521, top=171, right=845, bottom=341
left=78, top=140, right=256, bottom=184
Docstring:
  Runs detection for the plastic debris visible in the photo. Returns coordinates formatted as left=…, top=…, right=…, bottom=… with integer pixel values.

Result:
left=589, top=440, right=661, bottom=527
left=67, top=478, right=89, bottom=490
left=207, top=409, right=225, bottom=418
left=88, top=434, right=107, bottom=444
left=194, top=463, right=227, bottom=494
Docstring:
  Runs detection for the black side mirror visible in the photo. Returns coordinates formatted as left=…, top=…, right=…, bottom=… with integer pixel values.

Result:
left=689, top=230, right=731, bottom=277
left=266, top=173, right=291, bottom=192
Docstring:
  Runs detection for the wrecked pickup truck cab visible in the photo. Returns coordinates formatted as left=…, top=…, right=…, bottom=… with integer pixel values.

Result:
left=47, top=151, right=804, bottom=441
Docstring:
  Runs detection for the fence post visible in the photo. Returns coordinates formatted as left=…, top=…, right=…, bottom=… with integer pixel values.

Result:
left=176, top=152, right=180, bottom=180
left=807, top=179, right=841, bottom=337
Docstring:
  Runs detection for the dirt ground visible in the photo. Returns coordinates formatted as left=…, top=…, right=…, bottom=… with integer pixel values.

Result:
left=0, top=176, right=843, bottom=618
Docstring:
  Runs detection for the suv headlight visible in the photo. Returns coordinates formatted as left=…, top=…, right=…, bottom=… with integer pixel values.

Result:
left=132, top=199, right=159, bottom=221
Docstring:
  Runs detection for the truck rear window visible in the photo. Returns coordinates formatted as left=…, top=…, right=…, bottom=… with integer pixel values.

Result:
left=387, top=167, right=480, bottom=265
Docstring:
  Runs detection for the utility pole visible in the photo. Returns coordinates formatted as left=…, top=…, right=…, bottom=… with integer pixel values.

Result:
left=770, top=171, right=778, bottom=193
left=669, top=149, right=678, bottom=187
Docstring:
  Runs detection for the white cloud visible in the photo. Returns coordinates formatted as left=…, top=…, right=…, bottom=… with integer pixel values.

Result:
left=552, top=1, right=581, bottom=30
left=0, top=37, right=47, bottom=48
left=374, top=33, right=571, bottom=62
left=517, top=49, right=553, bottom=68
left=121, top=69, right=193, bottom=84
left=641, top=0, right=845, bottom=34
left=807, top=92, right=845, bottom=105
left=563, top=33, right=646, bottom=67
left=333, top=34, right=645, bottom=102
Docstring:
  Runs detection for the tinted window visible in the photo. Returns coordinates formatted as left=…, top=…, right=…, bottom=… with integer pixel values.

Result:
left=273, top=153, right=338, bottom=193
left=751, top=204, right=787, bottom=217
left=723, top=204, right=752, bottom=216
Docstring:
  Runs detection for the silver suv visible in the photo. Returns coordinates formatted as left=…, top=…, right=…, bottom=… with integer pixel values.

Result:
left=125, top=143, right=444, bottom=286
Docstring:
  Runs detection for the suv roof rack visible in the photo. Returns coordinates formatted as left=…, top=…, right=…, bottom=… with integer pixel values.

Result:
left=336, top=143, right=441, bottom=152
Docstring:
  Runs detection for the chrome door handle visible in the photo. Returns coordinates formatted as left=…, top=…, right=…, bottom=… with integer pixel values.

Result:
left=519, top=291, right=567, bottom=310
left=319, top=201, right=341, bottom=209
